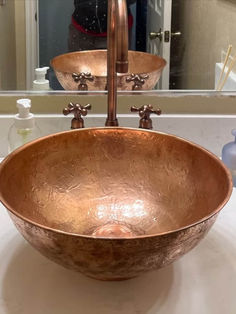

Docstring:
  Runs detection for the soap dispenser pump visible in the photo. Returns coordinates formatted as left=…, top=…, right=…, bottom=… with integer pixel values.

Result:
left=8, top=99, right=42, bottom=153
left=222, top=129, right=236, bottom=186
left=33, top=67, right=50, bottom=90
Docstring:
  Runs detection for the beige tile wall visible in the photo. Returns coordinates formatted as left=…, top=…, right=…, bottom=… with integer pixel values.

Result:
left=0, top=0, right=17, bottom=90
left=0, top=93, right=236, bottom=114
left=0, top=0, right=26, bottom=91
left=14, top=0, right=26, bottom=90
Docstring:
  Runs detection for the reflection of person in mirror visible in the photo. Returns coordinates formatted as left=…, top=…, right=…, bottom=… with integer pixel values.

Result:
left=68, top=0, right=136, bottom=52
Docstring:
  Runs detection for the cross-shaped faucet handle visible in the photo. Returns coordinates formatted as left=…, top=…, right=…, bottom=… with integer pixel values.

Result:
left=63, top=102, right=91, bottom=129
left=72, top=72, right=94, bottom=91
left=126, top=73, right=149, bottom=90
left=131, top=104, right=161, bottom=129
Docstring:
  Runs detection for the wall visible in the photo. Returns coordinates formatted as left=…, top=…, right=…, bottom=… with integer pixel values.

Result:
left=0, top=92, right=236, bottom=114
left=174, top=0, right=236, bottom=90
left=0, top=0, right=17, bottom=90
left=15, top=0, right=26, bottom=90
left=0, top=0, right=26, bottom=90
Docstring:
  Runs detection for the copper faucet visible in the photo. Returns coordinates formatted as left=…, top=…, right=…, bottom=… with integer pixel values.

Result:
left=105, top=0, right=129, bottom=126
left=63, top=0, right=162, bottom=129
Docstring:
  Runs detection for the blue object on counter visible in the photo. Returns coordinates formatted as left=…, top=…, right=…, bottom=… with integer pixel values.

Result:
left=222, top=129, right=236, bottom=186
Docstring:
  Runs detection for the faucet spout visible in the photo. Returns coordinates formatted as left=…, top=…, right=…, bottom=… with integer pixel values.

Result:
left=105, top=0, right=129, bottom=127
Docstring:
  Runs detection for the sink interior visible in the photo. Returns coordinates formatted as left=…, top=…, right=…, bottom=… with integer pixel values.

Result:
left=0, top=128, right=230, bottom=238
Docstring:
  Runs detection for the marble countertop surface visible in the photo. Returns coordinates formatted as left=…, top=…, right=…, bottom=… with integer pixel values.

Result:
left=0, top=178, right=235, bottom=314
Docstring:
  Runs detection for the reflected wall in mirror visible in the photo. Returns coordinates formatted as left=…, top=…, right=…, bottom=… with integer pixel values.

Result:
left=0, top=0, right=236, bottom=91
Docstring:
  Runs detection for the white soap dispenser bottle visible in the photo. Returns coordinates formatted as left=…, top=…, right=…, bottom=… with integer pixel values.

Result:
left=33, top=67, right=51, bottom=90
left=8, top=99, right=42, bottom=153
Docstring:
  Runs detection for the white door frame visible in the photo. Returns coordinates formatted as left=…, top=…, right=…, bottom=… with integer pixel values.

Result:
left=25, top=0, right=39, bottom=89
left=146, top=0, right=172, bottom=90
left=162, top=0, right=172, bottom=90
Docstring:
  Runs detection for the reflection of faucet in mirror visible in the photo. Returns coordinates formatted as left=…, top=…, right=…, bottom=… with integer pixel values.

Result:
left=63, top=0, right=162, bottom=129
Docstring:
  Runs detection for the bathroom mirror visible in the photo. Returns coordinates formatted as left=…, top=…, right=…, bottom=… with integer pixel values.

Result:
left=0, top=0, right=236, bottom=92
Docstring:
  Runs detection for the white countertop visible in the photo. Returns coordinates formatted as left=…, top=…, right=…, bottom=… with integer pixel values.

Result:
left=1, top=114, right=236, bottom=158
left=0, top=187, right=236, bottom=314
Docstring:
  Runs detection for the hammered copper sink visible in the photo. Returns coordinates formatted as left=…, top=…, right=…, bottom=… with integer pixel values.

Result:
left=51, top=50, right=166, bottom=90
left=0, top=128, right=232, bottom=280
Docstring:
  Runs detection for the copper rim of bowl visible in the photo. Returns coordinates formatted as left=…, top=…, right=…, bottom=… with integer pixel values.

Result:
left=0, top=127, right=233, bottom=240
left=50, top=50, right=167, bottom=77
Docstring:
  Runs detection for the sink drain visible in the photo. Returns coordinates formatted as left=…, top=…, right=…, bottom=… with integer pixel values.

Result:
left=92, top=223, right=135, bottom=238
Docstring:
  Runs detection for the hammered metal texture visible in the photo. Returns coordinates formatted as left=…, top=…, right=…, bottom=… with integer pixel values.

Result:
left=51, top=50, right=166, bottom=91
left=0, top=128, right=232, bottom=280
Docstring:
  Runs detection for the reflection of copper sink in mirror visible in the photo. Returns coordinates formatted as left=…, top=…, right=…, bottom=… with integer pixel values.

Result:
left=51, top=50, right=166, bottom=91
left=0, top=128, right=232, bottom=280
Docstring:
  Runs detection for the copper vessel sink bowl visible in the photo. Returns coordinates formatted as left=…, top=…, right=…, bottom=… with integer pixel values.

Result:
left=0, top=128, right=232, bottom=280
left=51, top=50, right=166, bottom=90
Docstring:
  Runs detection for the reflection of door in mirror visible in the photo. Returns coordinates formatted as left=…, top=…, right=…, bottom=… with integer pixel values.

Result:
left=146, top=0, right=172, bottom=90
left=39, top=0, right=74, bottom=90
